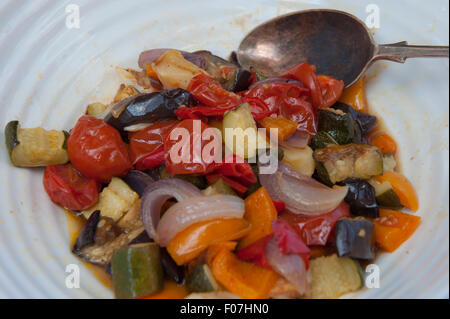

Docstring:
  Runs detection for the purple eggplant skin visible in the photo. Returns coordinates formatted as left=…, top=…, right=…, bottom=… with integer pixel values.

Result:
left=338, top=178, right=379, bottom=218
left=72, top=210, right=101, bottom=254
left=104, top=89, right=197, bottom=133
left=332, top=102, right=377, bottom=136
left=160, top=247, right=185, bottom=284
left=335, top=218, right=375, bottom=260
left=122, top=170, right=154, bottom=197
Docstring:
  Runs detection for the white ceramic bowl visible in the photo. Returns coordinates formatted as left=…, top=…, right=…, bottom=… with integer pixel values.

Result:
left=0, top=0, right=448, bottom=298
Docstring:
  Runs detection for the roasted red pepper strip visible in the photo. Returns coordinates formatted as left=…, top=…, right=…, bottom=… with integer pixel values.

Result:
left=237, top=219, right=311, bottom=270
left=219, top=154, right=257, bottom=187
left=280, top=201, right=350, bottom=246
left=272, top=219, right=311, bottom=268
left=206, top=173, right=248, bottom=195
left=188, top=74, right=241, bottom=109
left=134, top=147, right=165, bottom=170
left=272, top=201, right=286, bottom=213
left=236, top=235, right=273, bottom=269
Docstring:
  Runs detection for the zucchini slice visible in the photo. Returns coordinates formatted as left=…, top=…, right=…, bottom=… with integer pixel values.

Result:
left=332, top=102, right=377, bottom=135
left=369, top=178, right=403, bottom=209
left=186, top=264, right=220, bottom=293
left=222, top=103, right=267, bottom=159
left=310, top=131, right=338, bottom=150
left=5, top=120, right=69, bottom=167
left=335, top=218, right=375, bottom=260
left=309, top=254, right=363, bottom=299
left=82, top=177, right=139, bottom=221
left=317, top=108, right=362, bottom=145
left=111, top=243, right=164, bottom=299
left=314, top=144, right=383, bottom=185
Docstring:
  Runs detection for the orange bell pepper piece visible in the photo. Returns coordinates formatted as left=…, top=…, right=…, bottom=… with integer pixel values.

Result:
left=259, top=115, right=298, bottom=142
left=369, top=133, right=397, bottom=154
left=339, top=76, right=368, bottom=112
left=238, top=186, right=278, bottom=249
left=375, top=171, right=419, bottom=211
left=211, top=249, right=279, bottom=299
left=167, top=218, right=250, bottom=265
left=374, top=209, right=421, bottom=252
left=205, top=241, right=237, bottom=266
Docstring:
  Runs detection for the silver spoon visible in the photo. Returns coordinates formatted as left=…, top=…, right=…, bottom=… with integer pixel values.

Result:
left=237, top=9, right=449, bottom=87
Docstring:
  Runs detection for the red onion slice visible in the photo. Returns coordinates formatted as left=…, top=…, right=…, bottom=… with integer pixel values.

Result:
left=259, top=162, right=348, bottom=216
left=140, top=178, right=202, bottom=242
left=265, top=237, right=309, bottom=296
left=280, top=131, right=311, bottom=149
left=156, top=194, right=245, bottom=247
left=138, top=49, right=206, bottom=69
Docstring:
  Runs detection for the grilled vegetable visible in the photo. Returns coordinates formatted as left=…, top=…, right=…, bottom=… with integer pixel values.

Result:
left=280, top=145, right=315, bottom=177
left=111, top=243, right=164, bottom=298
left=203, top=178, right=237, bottom=196
left=309, top=254, right=362, bottom=299
left=82, top=177, right=139, bottom=221
left=332, top=102, right=377, bottom=135
left=222, top=103, right=267, bottom=159
left=5, top=120, right=69, bottom=167
left=316, top=108, right=362, bottom=145
left=338, top=178, right=379, bottom=218
left=369, top=178, right=403, bottom=209
left=104, top=88, right=196, bottom=132
left=310, top=131, right=338, bottom=150
left=335, top=218, right=375, bottom=259
left=151, top=49, right=206, bottom=89
left=72, top=210, right=145, bottom=265
left=314, top=144, right=383, bottom=185
left=194, top=50, right=251, bottom=92
left=186, top=264, right=220, bottom=293
left=374, top=171, right=418, bottom=212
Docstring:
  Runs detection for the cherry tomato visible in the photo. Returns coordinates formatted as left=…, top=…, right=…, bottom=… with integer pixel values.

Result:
left=67, top=115, right=132, bottom=183
left=243, top=82, right=317, bottom=135
left=128, top=120, right=179, bottom=164
left=317, top=75, right=344, bottom=108
left=188, top=74, right=241, bottom=109
left=279, top=62, right=323, bottom=108
left=164, top=119, right=221, bottom=175
left=280, top=201, right=350, bottom=246
left=43, top=164, right=99, bottom=211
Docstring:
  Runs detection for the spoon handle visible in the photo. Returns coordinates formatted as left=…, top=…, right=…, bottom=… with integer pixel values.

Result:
left=374, top=41, right=449, bottom=63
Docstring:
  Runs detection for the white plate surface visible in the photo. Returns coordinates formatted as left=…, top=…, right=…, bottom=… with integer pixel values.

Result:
left=0, top=0, right=448, bottom=298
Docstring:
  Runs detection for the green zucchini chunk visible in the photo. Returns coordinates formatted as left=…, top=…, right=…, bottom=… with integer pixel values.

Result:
left=335, top=218, right=375, bottom=260
left=369, top=178, right=403, bottom=209
left=186, top=264, right=220, bottom=293
left=313, top=144, right=383, bottom=185
left=317, top=108, right=362, bottom=145
left=310, top=131, right=338, bottom=150
left=4, top=120, right=69, bottom=167
left=111, top=243, right=164, bottom=299
left=332, top=102, right=377, bottom=135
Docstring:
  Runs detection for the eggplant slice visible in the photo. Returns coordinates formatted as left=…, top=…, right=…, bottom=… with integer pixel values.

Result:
left=104, top=88, right=197, bottom=133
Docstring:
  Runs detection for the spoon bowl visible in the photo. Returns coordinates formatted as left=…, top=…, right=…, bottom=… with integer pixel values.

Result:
left=237, top=9, right=449, bottom=87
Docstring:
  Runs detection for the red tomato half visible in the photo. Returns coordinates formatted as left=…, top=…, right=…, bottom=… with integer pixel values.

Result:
left=243, top=82, right=317, bottom=135
left=317, top=75, right=344, bottom=108
left=280, top=202, right=350, bottom=246
left=164, top=119, right=221, bottom=175
left=43, top=164, right=99, bottom=211
left=128, top=120, right=179, bottom=164
left=67, top=116, right=132, bottom=183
